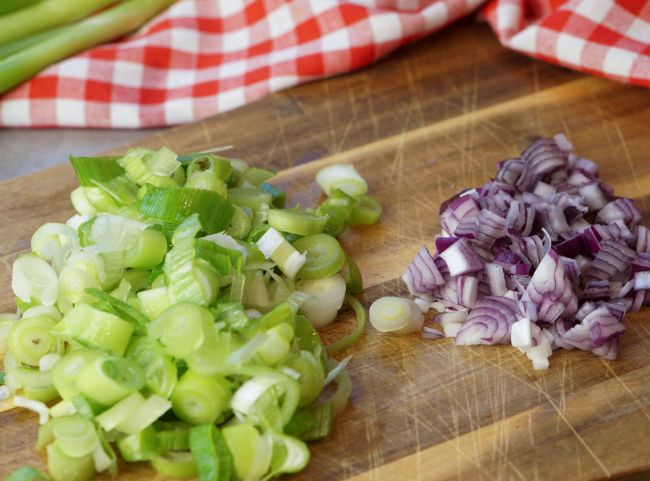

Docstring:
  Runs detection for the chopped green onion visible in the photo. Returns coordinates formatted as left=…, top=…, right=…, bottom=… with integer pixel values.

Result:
left=260, top=183, right=286, bottom=208
left=51, top=350, right=101, bottom=400
left=282, top=351, right=325, bottom=407
left=151, top=451, right=198, bottom=479
left=13, top=366, right=59, bottom=402
left=156, top=422, right=191, bottom=452
left=256, top=227, right=306, bottom=278
left=117, top=425, right=160, bottom=462
left=315, top=164, right=368, bottom=197
left=226, top=205, right=252, bottom=239
left=285, top=402, right=332, bottom=441
left=292, top=233, right=345, bottom=280
left=348, top=194, right=383, bottom=225
left=139, top=185, right=234, bottom=235
left=369, top=296, right=424, bottom=335
left=296, top=275, right=346, bottom=329
left=123, top=228, right=168, bottom=268
left=114, top=394, right=171, bottom=435
left=69, top=156, right=123, bottom=187
left=185, top=155, right=232, bottom=180
left=324, top=358, right=352, bottom=418
left=267, top=431, right=310, bottom=476
left=136, top=287, right=172, bottom=320
left=189, top=424, right=233, bottom=481
left=52, top=304, right=134, bottom=356
left=148, top=303, right=213, bottom=359
left=12, top=254, right=58, bottom=307
left=76, top=356, right=144, bottom=406
left=222, top=422, right=271, bottom=481
left=46, top=441, right=95, bottom=481
left=85, top=288, right=148, bottom=331
left=170, top=370, right=231, bottom=425
left=326, top=295, right=367, bottom=353
left=230, top=371, right=300, bottom=430
left=49, top=399, right=76, bottom=418
left=52, top=415, right=98, bottom=458
left=95, top=392, right=145, bottom=432
left=227, top=187, right=271, bottom=213
left=317, top=189, right=356, bottom=237
left=341, top=253, right=363, bottom=294
left=14, top=395, right=50, bottom=424
left=8, top=316, right=62, bottom=367
left=243, top=167, right=275, bottom=187
left=126, top=335, right=177, bottom=398
left=164, top=215, right=217, bottom=305
left=268, top=209, right=328, bottom=236
left=4, top=466, right=53, bottom=481
left=258, top=323, right=294, bottom=366
left=31, top=223, right=78, bottom=262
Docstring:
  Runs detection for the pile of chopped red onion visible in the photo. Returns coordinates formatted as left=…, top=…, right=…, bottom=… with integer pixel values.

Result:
left=403, top=134, right=648, bottom=370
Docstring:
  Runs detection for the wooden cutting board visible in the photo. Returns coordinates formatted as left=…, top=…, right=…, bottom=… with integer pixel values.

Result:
left=2, top=20, right=650, bottom=481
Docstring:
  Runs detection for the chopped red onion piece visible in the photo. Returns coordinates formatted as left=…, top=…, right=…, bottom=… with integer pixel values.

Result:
left=496, top=158, right=525, bottom=186
left=637, top=225, right=650, bottom=253
left=456, top=276, right=478, bottom=308
left=403, top=245, right=446, bottom=295
left=506, top=201, right=536, bottom=237
left=454, top=218, right=478, bottom=239
left=421, top=327, right=443, bottom=340
left=455, top=295, right=520, bottom=345
left=550, top=318, right=576, bottom=350
left=571, top=156, right=599, bottom=177
left=613, top=280, right=634, bottom=299
left=520, top=235, right=546, bottom=268
left=442, top=322, right=463, bottom=338
left=567, top=171, right=594, bottom=187
left=581, top=280, right=610, bottom=301
left=510, top=317, right=532, bottom=348
left=522, top=249, right=578, bottom=323
left=579, top=182, right=609, bottom=211
left=631, top=252, right=650, bottom=276
left=575, top=301, right=597, bottom=321
left=562, top=306, right=624, bottom=360
left=435, top=236, right=459, bottom=253
left=435, top=309, right=469, bottom=324
left=474, top=209, right=507, bottom=250
left=440, top=194, right=480, bottom=236
left=485, top=263, right=507, bottom=296
left=586, top=240, right=636, bottom=280
left=554, top=133, right=573, bottom=152
left=439, top=238, right=484, bottom=277
left=596, top=198, right=642, bottom=228
left=634, top=271, right=650, bottom=291
left=598, top=299, right=630, bottom=321
left=606, top=220, right=636, bottom=246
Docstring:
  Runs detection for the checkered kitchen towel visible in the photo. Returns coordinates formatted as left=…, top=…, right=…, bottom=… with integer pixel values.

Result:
left=0, top=0, right=647, bottom=128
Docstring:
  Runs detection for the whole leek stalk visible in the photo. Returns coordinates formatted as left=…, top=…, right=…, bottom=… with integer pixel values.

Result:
left=0, top=0, right=178, bottom=94
left=0, top=0, right=119, bottom=46
left=0, top=0, right=42, bottom=16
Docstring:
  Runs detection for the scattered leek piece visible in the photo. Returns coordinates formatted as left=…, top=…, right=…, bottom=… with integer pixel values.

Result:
left=189, top=424, right=233, bottom=481
left=326, top=295, right=368, bottom=353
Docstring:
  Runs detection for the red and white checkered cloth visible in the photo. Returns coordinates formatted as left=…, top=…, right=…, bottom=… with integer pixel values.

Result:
left=0, top=0, right=647, bottom=128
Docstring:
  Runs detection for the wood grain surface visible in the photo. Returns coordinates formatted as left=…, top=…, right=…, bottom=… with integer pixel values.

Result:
left=2, top=20, right=650, bottom=481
